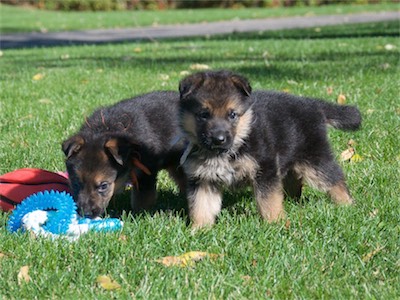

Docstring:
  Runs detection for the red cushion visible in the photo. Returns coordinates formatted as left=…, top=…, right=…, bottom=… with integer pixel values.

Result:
left=0, top=168, right=71, bottom=212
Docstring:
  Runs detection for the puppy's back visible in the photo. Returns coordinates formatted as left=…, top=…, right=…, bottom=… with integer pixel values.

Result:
left=81, top=91, right=181, bottom=154
left=251, top=91, right=361, bottom=131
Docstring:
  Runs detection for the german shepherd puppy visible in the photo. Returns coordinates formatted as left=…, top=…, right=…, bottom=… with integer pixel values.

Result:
left=62, top=91, right=186, bottom=217
left=178, top=70, right=361, bottom=228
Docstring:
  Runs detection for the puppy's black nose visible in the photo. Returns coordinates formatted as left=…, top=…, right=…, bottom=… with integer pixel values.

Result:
left=211, top=133, right=226, bottom=145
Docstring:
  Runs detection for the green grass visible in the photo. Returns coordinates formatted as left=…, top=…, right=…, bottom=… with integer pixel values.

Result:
left=1, top=2, right=399, bottom=33
left=1, top=19, right=399, bottom=299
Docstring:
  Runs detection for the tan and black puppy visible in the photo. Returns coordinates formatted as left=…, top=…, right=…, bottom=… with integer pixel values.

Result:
left=62, top=91, right=186, bottom=217
left=178, top=70, right=361, bottom=228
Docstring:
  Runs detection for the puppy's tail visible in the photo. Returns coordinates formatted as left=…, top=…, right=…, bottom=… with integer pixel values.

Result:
left=318, top=101, right=362, bottom=131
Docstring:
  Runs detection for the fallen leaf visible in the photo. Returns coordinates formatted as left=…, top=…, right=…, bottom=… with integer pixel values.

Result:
left=119, top=234, right=128, bottom=242
left=133, top=47, right=142, bottom=53
left=326, top=86, right=333, bottom=95
left=347, top=139, right=356, bottom=146
left=241, top=275, right=252, bottom=281
left=287, top=80, right=298, bottom=85
left=97, top=275, right=121, bottom=290
left=337, top=94, right=346, bottom=105
left=340, top=147, right=355, bottom=161
left=384, top=44, right=395, bottom=51
left=366, top=109, right=375, bottom=115
left=369, top=209, right=379, bottom=218
left=32, top=73, right=44, bottom=81
left=0, top=252, right=6, bottom=259
left=159, top=74, right=170, bottom=81
left=180, top=70, right=190, bottom=76
left=156, top=251, right=220, bottom=267
left=350, top=153, right=363, bottom=163
left=190, top=64, right=210, bottom=70
left=284, top=219, right=291, bottom=230
left=38, top=98, right=53, bottom=104
left=362, top=246, right=384, bottom=262
left=18, top=266, right=31, bottom=285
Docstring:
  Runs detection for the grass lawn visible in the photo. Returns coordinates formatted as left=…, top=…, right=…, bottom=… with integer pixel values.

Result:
left=0, top=2, right=399, bottom=33
left=0, top=17, right=399, bottom=299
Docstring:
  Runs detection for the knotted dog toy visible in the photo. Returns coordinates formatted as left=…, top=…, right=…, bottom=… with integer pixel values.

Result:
left=7, top=190, right=123, bottom=241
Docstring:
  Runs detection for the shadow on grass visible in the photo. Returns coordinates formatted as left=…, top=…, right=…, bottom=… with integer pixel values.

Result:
left=3, top=21, right=398, bottom=85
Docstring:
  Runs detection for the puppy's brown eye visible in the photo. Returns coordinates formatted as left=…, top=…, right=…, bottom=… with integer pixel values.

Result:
left=197, top=111, right=210, bottom=120
left=228, top=111, right=238, bottom=121
left=98, top=182, right=109, bottom=193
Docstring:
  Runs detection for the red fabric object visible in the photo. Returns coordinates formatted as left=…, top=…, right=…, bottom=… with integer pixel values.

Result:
left=0, top=168, right=71, bottom=212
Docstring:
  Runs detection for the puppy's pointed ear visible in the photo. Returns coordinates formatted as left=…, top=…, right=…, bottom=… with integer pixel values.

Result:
left=104, top=137, right=132, bottom=166
left=230, top=74, right=252, bottom=97
left=179, top=72, right=205, bottom=99
left=62, top=135, right=84, bottom=159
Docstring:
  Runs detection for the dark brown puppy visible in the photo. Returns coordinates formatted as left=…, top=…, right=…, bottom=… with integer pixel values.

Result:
left=178, top=70, right=361, bottom=228
left=62, top=91, right=186, bottom=217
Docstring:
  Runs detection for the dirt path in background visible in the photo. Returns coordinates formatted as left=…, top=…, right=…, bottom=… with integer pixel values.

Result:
left=1, top=11, right=398, bottom=49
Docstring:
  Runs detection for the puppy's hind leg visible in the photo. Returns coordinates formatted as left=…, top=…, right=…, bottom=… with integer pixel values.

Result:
left=294, top=161, right=354, bottom=205
left=187, top=181, right=222, bottom=229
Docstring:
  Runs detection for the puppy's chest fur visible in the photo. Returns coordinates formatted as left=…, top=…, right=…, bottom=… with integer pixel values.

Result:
left=184, top=152, right=259, bottom=186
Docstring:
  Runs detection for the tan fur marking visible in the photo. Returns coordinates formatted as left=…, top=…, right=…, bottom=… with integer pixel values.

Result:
left=233, top=109, right=253, bottom=151
left=189, top=183, right=222, bottom=228
left=329, top=182, right=354, bottom=205
left=255, top=183, right=285, bottom=222
left=293, top=163, right=330, bottom=192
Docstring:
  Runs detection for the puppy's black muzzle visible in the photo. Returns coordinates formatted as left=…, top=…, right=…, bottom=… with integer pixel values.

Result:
left=207, top=129, right=232, bottom=152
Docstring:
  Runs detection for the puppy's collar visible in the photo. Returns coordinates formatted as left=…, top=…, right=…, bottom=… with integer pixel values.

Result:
left=170, top=134, right=184, bottom=147
left=180, top=142, right=193, bottom=166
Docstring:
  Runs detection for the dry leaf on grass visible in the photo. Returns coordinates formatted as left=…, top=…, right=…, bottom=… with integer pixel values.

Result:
left=32, top=73, right=44, bottom=81
left=180, top=70, right=190, bottom=76
left=340, top=147, right=355, bottom=161
left=38, top=98, right=53, bottom=104
left=18, top=266, right=31, bottom=285
left=190, top=64, right=210, bottom=70
left=284, top=219, right=291, bottom=230
left=350, top=153, right=363, bottom=163
left=337, top=94, right=346, bottom=105
left=384, top=44, right=395, bottom=51
left=0, top=252, right=6, bottom=259
left=362, top=246, right=385, bottom=263
left=96, top=275, right=121, bottom=290
left=156, top=251, right=221, bottom=267
left=159, top=74, right=170, bottom=81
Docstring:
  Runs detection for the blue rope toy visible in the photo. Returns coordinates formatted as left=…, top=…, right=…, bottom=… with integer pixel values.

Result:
left=7, top=190, right=123, bottom=240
